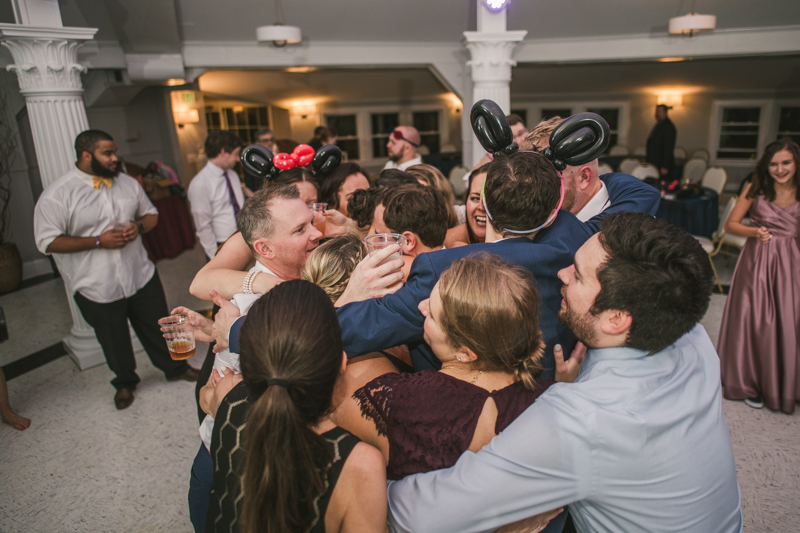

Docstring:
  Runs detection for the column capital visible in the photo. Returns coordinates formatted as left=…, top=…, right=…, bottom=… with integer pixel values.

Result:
left=0, top=24, right=97, bottom=93
left=462, top=30, right=527, bottom=84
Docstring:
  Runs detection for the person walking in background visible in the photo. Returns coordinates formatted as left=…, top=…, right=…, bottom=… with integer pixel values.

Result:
left=646, top=104, right=677, bottom=178
left=717, top=139, right=800, bottom=413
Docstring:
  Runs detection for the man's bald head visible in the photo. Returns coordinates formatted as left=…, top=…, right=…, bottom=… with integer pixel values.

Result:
left=387, top=125, right=421, bottom=164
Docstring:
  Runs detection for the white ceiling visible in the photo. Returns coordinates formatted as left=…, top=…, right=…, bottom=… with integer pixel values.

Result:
left=2, top=0, right=799, bottom=49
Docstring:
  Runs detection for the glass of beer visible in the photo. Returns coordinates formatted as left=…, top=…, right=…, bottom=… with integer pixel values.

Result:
left=160, top=314, right=196, bottom=360
left=364, top=233, right=406, bottom=267
left=308, top=202, right=328, bottom=235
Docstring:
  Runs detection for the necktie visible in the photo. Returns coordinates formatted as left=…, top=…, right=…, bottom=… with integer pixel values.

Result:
left=92, top=177, right=113, bottom=189
left=222, top=171, right=241, bottom=216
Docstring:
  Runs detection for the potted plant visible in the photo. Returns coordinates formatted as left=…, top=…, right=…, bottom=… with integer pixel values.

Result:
left=0, top=90, right=22, bottom=294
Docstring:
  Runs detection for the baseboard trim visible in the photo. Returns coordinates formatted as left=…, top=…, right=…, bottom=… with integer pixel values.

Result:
left=22, top=258, right=53, bottom=280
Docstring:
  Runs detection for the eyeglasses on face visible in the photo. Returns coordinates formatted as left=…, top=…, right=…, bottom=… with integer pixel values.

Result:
left=390, top=130, right=419, bottom=148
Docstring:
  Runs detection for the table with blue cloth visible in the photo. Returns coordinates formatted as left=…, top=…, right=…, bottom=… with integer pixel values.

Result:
left=655, top=187, right=719, bottom=238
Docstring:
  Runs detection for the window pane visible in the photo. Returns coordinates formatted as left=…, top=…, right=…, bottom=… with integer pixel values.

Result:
left=373, top=137, right=389, bottom=158
left=327, top=115, right=358, bottom=137
left=371, top=113, right=399, bottom=135
left=258, top=107, right=269, bottom=127
left=206, top=112, right=221, bottom=129
left=720, top=124, right=759, bottom=134
left=234, top=109, right=246, bottom=128
left=420, top=134, right=440, bottom=154
left=247, top=108, right=258, bottom=127
left=337, top=139, right=360, bottom=160
left=716, top=150, right=757, bottom=160
left=719, top=134, right=759, bottom=150
left=779, top=107, right=800, bottom=132
left=721, top=108, right=760, bottom=124
left=413, top=111, right=439, bottom=133
left=224, top=108, right=234, bottom=128
left=587, top=108, right=619, bottom=131
left=510, top=109, right=527, bottom=126
left=542, top=108, right=571, bottom=121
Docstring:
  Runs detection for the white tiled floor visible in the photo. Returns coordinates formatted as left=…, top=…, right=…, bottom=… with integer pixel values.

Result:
left=1, top=243, right=799, bottom=532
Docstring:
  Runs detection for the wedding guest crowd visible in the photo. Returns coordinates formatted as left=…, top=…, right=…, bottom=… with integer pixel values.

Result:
left=35, top=111, right=792, bottom=532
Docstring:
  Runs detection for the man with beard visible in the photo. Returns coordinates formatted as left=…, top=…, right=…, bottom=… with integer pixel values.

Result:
left=523, top=116, right=657, bottom=223
left=387, top=212, right=743, bottom=533
left=34, top=130, right=198, bottom=410
left=383, top=126, right=423, bottom=171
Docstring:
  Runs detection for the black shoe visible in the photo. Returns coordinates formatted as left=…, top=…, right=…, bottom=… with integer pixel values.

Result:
left=167, top=366, right=200, bottom=382
left=744, top=396, right=763, bottom=409
left=114, top=388, right=135, bottom=410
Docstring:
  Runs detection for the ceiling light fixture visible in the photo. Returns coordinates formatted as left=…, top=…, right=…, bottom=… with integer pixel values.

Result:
left=257, top=0, right=301, bottom=47
left=484, top=0, right=509, bottom=12
left=669, top=12, right=716, bottom=36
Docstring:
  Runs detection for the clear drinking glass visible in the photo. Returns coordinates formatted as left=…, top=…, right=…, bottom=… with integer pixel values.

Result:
left=160, top=314, right=196, bottom=360
left=364, top=233, right=406, bottom=266
left=308, top=202, right=328, bottom=234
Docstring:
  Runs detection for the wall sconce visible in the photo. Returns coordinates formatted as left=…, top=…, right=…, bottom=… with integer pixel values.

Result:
left=174, top=109, right=200, bottom=125
left=657, top=93, right=683, bottom=107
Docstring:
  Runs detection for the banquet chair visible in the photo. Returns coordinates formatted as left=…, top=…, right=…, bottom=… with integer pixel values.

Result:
left=597, top=162, right=614, bottom=175
left=693, top=196, right=738, bottom=293
left=701, top=167, right=728, bottom=195
left=448, top=164, right=469, bottom=199
left=682, top=158, right=707, bottom=184
left=690, top=149, right=710, bottom=162
left=674, top=146, right=687, bottom=161
left=619, top=158, right=640, bottom=175
left=632, top=146, right=646, bottom=157
left=609, top=145, right=629, bottom=156
left=631, top=164, right=660, bottom=181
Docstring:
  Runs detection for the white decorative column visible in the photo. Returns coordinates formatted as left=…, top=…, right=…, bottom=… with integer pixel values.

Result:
left=462, top=1, right=526, bottom=166
left=0, top=22, right=106, bottom=370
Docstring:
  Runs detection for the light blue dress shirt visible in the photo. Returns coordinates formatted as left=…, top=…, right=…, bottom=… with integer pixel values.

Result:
left=388, top=325, right=743, bottom=533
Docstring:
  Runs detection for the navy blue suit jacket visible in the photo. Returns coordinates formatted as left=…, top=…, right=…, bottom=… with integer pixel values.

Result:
left=230, top=172, right=659, bottom=379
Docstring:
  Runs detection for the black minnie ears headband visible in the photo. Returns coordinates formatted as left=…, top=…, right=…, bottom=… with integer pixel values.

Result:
left=470, top=99, right=610, bottom=171
left=240, top=143, right=342, bottom=182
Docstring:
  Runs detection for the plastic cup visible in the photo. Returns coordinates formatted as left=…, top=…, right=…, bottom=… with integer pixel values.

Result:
left=308, top=202, right=328, bottom=234
left=364, top=233, right=406, bottom=266
left=160, top=314, right=196, bottom=360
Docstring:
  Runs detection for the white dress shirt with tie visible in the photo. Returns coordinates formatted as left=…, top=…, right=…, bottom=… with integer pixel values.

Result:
left=187, top=161, right=245, bottom=259
left=388, top=324, right=743, bottom=533
left=34, top=167, right=158, bottom=303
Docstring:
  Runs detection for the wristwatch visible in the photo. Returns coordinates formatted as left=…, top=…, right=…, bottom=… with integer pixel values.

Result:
left=136, top=221, right=145, bottom=235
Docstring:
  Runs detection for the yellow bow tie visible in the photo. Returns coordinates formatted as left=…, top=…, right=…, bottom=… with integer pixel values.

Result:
left=92, top=177, right=113, bottom=189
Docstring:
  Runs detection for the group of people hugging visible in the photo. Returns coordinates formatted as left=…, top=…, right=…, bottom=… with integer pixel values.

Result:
left=166, top=108, right=752, bottom=533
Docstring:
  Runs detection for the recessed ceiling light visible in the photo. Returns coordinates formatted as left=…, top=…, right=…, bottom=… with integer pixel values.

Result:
left=285, top=66, right=318, bottom=73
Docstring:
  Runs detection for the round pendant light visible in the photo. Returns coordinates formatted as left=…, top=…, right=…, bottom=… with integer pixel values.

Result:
left=256, top=23, right=301, bottom=47
left=668, top=13, right=716, bottom=36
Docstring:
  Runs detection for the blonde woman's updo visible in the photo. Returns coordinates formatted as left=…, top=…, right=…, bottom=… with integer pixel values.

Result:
left=301, top=234, right=365, bottom=302
left=437, top=252, right=545, bottom=389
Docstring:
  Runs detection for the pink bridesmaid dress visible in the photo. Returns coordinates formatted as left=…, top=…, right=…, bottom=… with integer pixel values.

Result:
left=718, top=195, right=800, bottom=413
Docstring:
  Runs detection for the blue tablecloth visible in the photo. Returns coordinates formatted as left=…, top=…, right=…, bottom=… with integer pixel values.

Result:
left=655, top=188, right=719, bottom=239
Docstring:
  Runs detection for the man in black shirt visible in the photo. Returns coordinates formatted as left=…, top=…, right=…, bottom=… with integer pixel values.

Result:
left=646, top=104, right=677, bottom=179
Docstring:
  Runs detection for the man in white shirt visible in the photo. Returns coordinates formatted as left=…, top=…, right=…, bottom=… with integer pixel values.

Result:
left=188, top=130, right=245, bottom=260
left=388, top=212, right=743, bottom=533
left=383, top=126, right=423, bottom=171
left=34, top=130, right=198, bottom=410
left=522, top=116, right=613, bottom=221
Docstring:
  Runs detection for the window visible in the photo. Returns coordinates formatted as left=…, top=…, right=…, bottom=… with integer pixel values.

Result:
left=216, top=106, right=269, bottom=144
left=778, top=107, right=800, bottom=146
left=587, top=108, right=620, bottom=154
left=717, top=107, right=760, bottom=160
left=371, top=113, right=399, bottom=158
left=542, top=108, right=571, bottom=121
left=413, top=111, right=440, bottom=154
left=510, top=109, right=528, bottom=126
left=326, top=114, right=359, bottom=160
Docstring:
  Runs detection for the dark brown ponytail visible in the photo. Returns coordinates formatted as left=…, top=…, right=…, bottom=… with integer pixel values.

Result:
left=239, top=280, right=343, bottom=533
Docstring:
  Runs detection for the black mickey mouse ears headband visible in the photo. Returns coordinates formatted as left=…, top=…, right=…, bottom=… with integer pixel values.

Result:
left=470, top=99, right=610, bottom=171
left=240, top=143, right=343, bottom=182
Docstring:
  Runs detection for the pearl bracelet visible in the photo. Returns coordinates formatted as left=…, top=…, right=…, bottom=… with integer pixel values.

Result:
left=243, top=270, right=261, bottom=295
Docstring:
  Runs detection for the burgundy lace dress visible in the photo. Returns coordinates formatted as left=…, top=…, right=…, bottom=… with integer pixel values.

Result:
left=353, top=371, right=553, bottom=480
